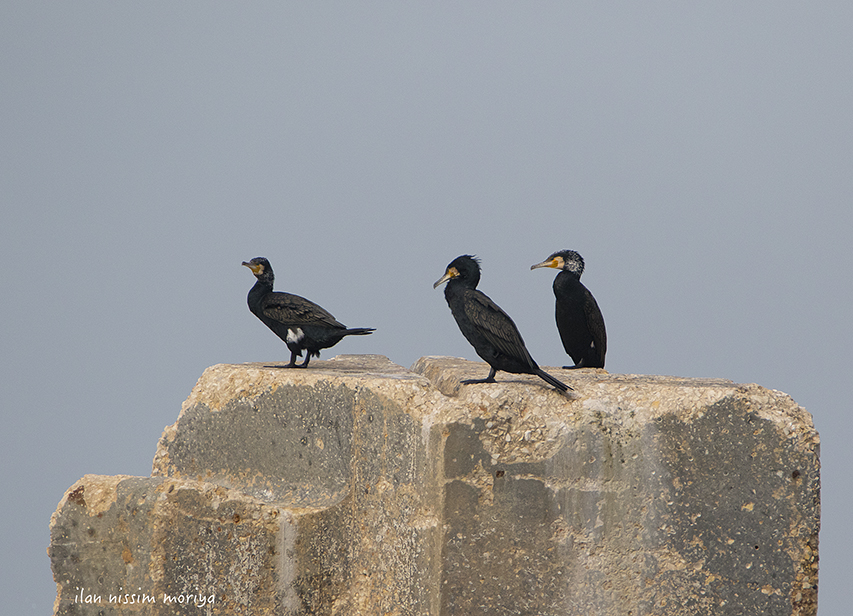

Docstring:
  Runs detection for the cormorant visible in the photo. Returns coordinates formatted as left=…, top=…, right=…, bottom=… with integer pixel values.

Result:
left=433, top=255, right=571, bottom=392
left=242, top=257, right=374, bottom=368
left=531, top=250, right=606, bottom=369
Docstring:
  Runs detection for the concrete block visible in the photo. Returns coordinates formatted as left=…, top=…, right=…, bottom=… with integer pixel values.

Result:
left=49, top=475, right=286, bottom=614
left=49, top=355, right=819, bottom=615
left=413, top=357, right=819, bottom=615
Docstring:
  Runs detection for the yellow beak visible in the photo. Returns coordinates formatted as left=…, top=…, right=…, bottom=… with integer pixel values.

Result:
left=530, top=257, right=561, bottom=271
left=242, top=261, right=263, bottom=275
left=433, top=267, right=459, bottom=289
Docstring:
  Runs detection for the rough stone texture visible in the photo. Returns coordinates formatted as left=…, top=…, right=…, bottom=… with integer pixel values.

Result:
left=413, top=357, right=820, bottom=616
left=50, top=354, right=819, bottom=615
left=49, top=475, right=288, bottom=614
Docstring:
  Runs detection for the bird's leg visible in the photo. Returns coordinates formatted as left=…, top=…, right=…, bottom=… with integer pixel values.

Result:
left=281, top=350, right=302, bottom=368
left=461, top=366, right=497, bottom=384
left=562, top=359, right=585, bottom=370
left=298, top=354, right=311, bottom=368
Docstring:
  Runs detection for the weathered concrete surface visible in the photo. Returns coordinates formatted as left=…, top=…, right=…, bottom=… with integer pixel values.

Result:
left=412, top=356, right=820, bottom=616
left=50, top=354, right=819, bottom=616
left=150, top=354, right=445, bottom=615
left=49, top=474, right=288, bottom=615
left=151, top=355, right=435, bottom=508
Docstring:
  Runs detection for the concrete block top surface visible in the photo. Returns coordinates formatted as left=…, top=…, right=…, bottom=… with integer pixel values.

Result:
left=413, top=355, right=812, bottom=422
left=176, top=354, right=429, bottom=412
left=161, top=353, right=817, bottom=432
left=412, top=355, right=818, bottom=461
left=153, top=354, right=818, bottom=499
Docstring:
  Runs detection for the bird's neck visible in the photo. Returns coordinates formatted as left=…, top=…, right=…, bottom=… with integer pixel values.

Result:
left=247, top=279, right=273, bottom=311
left=556, top=270, right=581, bottom=285
left=444, top=279, right=476, bottom=304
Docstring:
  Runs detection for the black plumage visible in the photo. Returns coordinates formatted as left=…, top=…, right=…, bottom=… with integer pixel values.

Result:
left=434, top=255, right=571, bottom=392
left=531, top=250, right=606, bottom=369
left=242, top=257, right=374, bottom=368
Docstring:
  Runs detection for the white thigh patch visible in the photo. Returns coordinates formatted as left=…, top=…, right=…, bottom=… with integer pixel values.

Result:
left=286, top=328, right=305, bottom=344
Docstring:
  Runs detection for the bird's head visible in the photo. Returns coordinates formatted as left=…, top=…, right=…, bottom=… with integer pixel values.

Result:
left=531, top=250, right=584, bottom=277
left=242, top=257, right=274, bottom=283
left=434, top=255, right=481, bottom=289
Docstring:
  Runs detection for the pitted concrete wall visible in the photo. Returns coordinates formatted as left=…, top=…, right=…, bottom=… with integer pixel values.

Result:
left=49, top=355, right=819, bottom=615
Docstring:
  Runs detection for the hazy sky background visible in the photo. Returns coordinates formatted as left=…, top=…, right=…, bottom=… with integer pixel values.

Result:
left=2, top=3, right=850, bottom=613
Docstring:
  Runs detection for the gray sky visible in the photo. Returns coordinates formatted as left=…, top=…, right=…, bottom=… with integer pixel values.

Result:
left=2, top=3, right=851, bottom=613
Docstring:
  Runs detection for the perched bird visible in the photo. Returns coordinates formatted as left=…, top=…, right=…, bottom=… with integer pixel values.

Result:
left=242, top=257, right=374, bottom=368
left=531, top=250, right=606, bottom=369
left=434, top=255, right=571, bottom=392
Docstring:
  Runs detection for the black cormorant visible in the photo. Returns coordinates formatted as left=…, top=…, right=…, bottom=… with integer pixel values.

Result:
left=434, top=255, right=571, bottom=392
left=243, top=257, right=374, bottom=368
left=531, top=250, right=606, bottom=369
